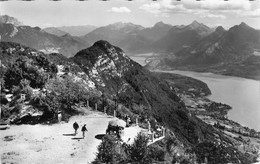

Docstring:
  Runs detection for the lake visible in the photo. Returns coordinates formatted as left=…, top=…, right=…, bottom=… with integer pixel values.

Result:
left=130, top=56, right=260, bottom=131
left=129, top=53, right=154, bottom=66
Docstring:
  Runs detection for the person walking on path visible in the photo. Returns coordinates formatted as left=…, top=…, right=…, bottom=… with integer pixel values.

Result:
left=81, top=124, right=88, bottom=138
left=73, top=121, right=79, bottom=135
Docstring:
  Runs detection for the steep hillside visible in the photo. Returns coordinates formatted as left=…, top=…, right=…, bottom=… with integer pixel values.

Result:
left=0, top=23, right=90, bottom=57
left=71, top=41, right=235, bottom=147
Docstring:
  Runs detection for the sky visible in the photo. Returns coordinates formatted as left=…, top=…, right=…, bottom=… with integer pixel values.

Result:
left=0, top=0, right=260, bottom=29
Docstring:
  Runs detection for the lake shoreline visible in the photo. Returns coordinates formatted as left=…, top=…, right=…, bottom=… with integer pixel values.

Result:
left=154, top=70, right=260, bottom=162
left=150, top=66, right=260, bottom=81
left=152, top=69, right=260, bottom=130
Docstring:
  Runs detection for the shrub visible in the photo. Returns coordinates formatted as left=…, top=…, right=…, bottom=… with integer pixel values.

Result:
left=130, top=132, right=150, bottom=163
left=176, top=109, right=189, bottom=121
left=1, top=105, right=11, bottom=118
left=0, top=94, right=8, bottom=105
left=11, top=104, right=23, bottom=114
left=193, top=141, right=241, bottom=164
left=148, top=144, right=165, bottom=162
left=4, top=57, right=48, bottom=89
left=94, top=134, right=127, bottom=163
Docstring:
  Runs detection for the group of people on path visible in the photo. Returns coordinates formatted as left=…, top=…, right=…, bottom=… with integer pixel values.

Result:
left=73, top=121, right=88, bottom=138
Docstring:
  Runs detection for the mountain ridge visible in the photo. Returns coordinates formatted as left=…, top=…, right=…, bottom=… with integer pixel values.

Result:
left=0, top=22, right=90, bottom=57
left=147, top=22, right=260, bottom=80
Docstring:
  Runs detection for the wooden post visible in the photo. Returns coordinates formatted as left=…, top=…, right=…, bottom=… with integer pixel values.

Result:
left=58, top=111, right=62, bottom=122
left=136, top=118, right=138, bottom=126
left=162, top=127, right=165, bottom=137
left=204, top=157, right=208, bottom=164
left=20, top=94, right=25, bottom=108
left=148, top=121, right=151, bottom=132
left=114, top=110, right=116, bottom=117
left=104, top=106, right=106, bottom=113
left=87, top=100, right=89, bottom=108
left=95, top=103, right=97, bottom=111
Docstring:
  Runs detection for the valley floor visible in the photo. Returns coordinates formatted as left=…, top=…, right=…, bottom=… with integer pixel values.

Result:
left=0, top=111, right=142, bottom=164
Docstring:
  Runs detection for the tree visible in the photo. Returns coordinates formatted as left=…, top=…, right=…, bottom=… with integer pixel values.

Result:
left=130, top=132, right=150, bottom=163
left=30, top=91, right=60, bottom=123
left=45, top=76, right=99, bottom=113
left=9, top=79, right=33, bottom=107
left=148, top=144, right=165, bottom=162
left=4, top=57, right=48, bottom=89
left=94, top=134, right=127, bottom=163
left=193, top=141, right=240, bottom=164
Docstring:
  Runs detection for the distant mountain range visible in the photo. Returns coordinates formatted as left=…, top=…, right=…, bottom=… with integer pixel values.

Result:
left=82, top=20, right=217, bottom=54
left=147, top=22, right=260, bottom=80
left=0, top=15, right=219, bottom=56
left=43, top=27, right=68, bottom=37
left=82, top=22, right=150, bottom=54
left=153, top=21, right=215, bottom=53
left=43, top=25, right=97, bottom=36
left=1, top=15, right=260, bottom=79
left=0, top=15, right=90, bottom=57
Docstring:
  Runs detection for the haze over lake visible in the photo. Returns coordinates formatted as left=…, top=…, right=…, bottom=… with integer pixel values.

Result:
left=131, top=56, right=260, bottom=131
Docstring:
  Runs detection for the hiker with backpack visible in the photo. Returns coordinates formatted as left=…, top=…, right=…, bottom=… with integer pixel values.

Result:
left=81, top=124, right=88, bottom=138
left=73, top=121, right=79, bottom=135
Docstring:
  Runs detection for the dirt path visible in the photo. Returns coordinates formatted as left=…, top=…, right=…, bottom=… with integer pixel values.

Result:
left=0, top=112, right=115, bottom=164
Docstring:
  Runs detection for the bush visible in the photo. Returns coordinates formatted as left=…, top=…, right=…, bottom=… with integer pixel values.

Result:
left=1, top=105, right=11, bottom=118
left=193, top=141, right=241, bottom=164
left=176, top=109, right=189, bottom=121
left=94, top=134, right=127, bottom=163
left=11, top=104, right=23, bottom=114
left=4, top=57, right=48, bottom=89
left=0, top=94, right=8, bottom=105
left=148, top=144, right=165, bottom=162
left=130, top=132, right=150, bottom=163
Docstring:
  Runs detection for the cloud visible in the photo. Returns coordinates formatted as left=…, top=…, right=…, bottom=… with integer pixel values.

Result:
left=139, top=3, right=161, bottom=14
left=42, top=23, right=53, bottom=28
left=182, top=0, right=251, bottom=11
left=139, top=0, right=190, bottom=16
left=139, top=0, right=253, bottom=18
left=243, top=9, right=260, bottom=18
left=200, top=14, right=226, bottom=19
left=108, top=7, right=131, bottom=13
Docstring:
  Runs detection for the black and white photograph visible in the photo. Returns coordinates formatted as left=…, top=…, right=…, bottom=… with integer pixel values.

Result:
left=0, top=0, right=260, bottom=163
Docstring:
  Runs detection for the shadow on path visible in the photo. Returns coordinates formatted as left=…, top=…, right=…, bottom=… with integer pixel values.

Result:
left=95, top=134, right=105, bottom=140
left=71, top=137, right=84, bottom=140
left=63, top=133, right=76, bottom=136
